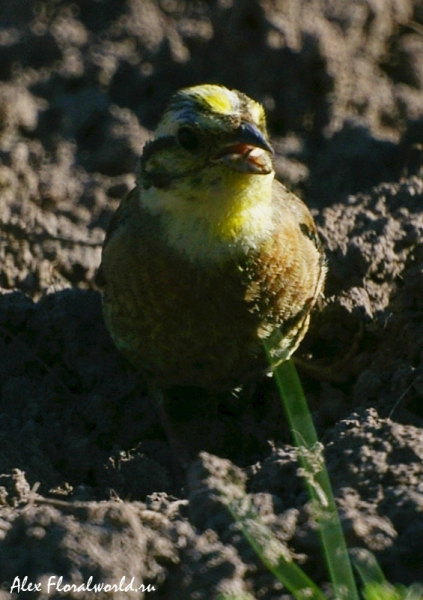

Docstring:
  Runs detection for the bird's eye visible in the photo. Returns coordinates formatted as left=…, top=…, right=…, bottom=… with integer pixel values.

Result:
left=177, top=126, right=200, bottom=151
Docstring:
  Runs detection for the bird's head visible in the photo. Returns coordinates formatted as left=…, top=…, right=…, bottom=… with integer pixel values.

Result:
left=140, top=84, right=273, bottom=188
left=139, top=85, right=276, bottom=260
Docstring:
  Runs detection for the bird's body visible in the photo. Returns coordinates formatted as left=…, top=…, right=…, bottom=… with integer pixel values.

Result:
left=99, top=84, right=326, bottom=395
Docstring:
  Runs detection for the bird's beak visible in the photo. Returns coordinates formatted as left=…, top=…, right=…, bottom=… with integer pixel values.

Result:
left=211, top=122, right=274, bottom=175
left=235, top=122, right=274, bottom=154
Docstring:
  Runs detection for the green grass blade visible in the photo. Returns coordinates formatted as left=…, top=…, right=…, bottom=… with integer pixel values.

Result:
left=264, top=348, right=360, bottom=600
left=361, top=582, right=423, bottom=600
left=350, top=548, right=386, bottom=588
left=227, top=497, right=328, bottom=600
left=352, top=548, right=423, bottom=600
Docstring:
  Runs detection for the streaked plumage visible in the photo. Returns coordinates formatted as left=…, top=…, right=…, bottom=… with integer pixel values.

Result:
left=98, top=84, right=326, bottom=394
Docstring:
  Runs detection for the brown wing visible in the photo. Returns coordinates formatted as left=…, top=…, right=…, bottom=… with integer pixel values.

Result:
left=95, top=187, right=138, bottom=288
left=256, top=180, right=326, bottom=361
left=273, top=180, right=324, bottom=255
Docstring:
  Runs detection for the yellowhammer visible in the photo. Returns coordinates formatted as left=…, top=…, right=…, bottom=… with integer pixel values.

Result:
left=97, top=84, right=326, bottom=457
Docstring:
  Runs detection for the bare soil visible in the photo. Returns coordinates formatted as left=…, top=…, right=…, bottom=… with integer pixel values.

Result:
left=1, top=1, right=423, bottom=598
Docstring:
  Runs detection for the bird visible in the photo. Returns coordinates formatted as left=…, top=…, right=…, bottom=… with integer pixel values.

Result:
left=97, top=84, right=326, bottom=458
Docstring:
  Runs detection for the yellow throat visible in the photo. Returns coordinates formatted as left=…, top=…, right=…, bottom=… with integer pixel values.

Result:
left=141, top=168, right=275, bottom=263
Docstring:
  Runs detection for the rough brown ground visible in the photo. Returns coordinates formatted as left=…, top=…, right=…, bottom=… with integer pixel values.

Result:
left=1, top=1, right=423, bottom=598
